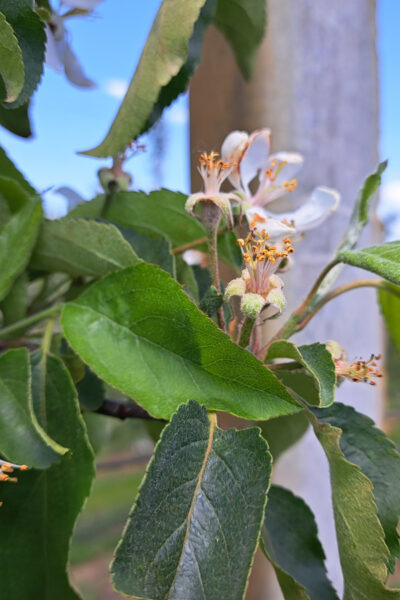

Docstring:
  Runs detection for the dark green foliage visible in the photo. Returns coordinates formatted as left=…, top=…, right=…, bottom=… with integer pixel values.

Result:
left=112, top=400, right=271, bottom=599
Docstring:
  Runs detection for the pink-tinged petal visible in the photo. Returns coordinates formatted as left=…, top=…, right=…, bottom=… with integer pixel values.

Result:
left=61, top=0, right=103, bottom=9
left=240, top=129, right=271, bottom=194
left=246, top=207, right=296, bottom=240
left=61, top=42, right=96, bottom=88
left=262, top=186, right=340, bottom=233
left=221, top=130, right=249, bottom=189
left=45, top=27, right=63, bottom=72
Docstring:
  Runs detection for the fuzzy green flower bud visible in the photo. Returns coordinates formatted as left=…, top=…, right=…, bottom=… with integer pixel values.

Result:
left=240, top=293, right=265, bottom=320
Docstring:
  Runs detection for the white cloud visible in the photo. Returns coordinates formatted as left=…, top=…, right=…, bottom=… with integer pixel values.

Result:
left=103, top=78, right=128, bottom=99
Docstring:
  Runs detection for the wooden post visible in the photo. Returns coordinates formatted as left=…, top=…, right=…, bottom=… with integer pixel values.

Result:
left=190, top=1, right=380, bottom=597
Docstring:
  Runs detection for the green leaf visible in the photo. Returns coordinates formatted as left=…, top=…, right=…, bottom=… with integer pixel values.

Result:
left=0, top=197, right=42, bottom=302
left=0, top=146, right=35, bottom=193
left=315, top=421, right=400, bottom=599
left=0, top=352, right=95, bottom=599
left=76, top=366, right=105, bottom=411
left=260, top=411, right=309, bottom=462
left=214, top=0, right=267, bottom=79
left=0, top=174, right=31, bottom=213
left=337, top=241, right=400, bottom=285
left=314, top=403, right=400, bottom=573
left=0, top=11, right=24, bottom=102
left=116, top=223, right=175, bottom=276
left=261, top=485, right=338, bottom=600
left=70, top=190, right=238, bottom=268
left=111, top=400, right=271, bottom=599
left=0, top=271, right=28, bottom=325
left=339, top=161, right=387, bottom=253
left=30, top=218, right=141, bottom=277
left=83, top=0, right=208, bottom=157
left=0, top=100, right=31, bottom=137
left=175, top=253, right=199, bottom=301
left=265, top=341, right=336, bottom=407
left=0, top=0, right=46, bottom=108
left=0, top=348, right=66, bottom=469
left=314, top=162, right=387, bottom=300
left=379, top=283, right=400, bottom=355
left=70, top=191, right=205, bottom=250
left=61, top=263, right=299, bottom=420
left=199, top=284, right=223, bottom=317
left=142, top=0, right=216, bottom=134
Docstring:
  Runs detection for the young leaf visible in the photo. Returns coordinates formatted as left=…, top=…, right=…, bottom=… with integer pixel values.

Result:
left=142, top=0, right=216, bottom=134
left=265, top=340, right=336, bottom=407
left=0, top=100, right=31, bottom=137
left=315, top=421, right=400, bottom=599
left=116, top=224, right=175, bottom=276
left=70, top=190, right=205, bottom=250
left=111, top=400, right=271, bottom=599
left=70, top=190, right=237, bottom=267
left=76, top=366, right=105, bottom=411
left=0, top=271, right=28, bottom=325
left=261, top=485, right=338, bottom=600
left=0, top=348, right=66, bottom=469
left=0, top=0, right=46, bottom=108
left=0, top=352, right=95, bottom=599
left=30, top=218, right=140, bottom=277
left=339, top=161, right=387, bottom=253
left=214, top=0, right=267, bottom=80
left=379, top=283, right=400, bottom=354
left=83, top=0, right=208, bottom=157
left=260, top=411, right=309, bottom=462
left=0, top=11, right=25, bottom=102
left=313, top=162, right=387, bottom=300
left=314, top=403, right=400, bottom=572
left=0, top=197, right=42, bottom=302
left=61, top=263, right=300, bottom=421
left=0, top=175, right=31, bottom=212
left=337, top=241, right=400, bottom=286
left=0, top=145, right=35, bottom=193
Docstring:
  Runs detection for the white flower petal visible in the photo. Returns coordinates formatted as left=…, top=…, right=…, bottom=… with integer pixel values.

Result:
left=267, top=152, right=304, bottom=184
left=61, top=42, right=96, bottom=88
left=240, top=129, right=271, bottom=194
left=45, top=27, right=63, bottom=72
left=61, top=0, right=103, bottom=9
left=246, top=207, right=296, bottom=240
left=262, top=186, right=340, bottom=232
left=221, top=130, right=249, bottom=190
left=221, top=130, right=249, bottom=162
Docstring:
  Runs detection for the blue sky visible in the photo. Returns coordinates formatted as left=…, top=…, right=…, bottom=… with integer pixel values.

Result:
left=0, top=0, right=399, bottom=225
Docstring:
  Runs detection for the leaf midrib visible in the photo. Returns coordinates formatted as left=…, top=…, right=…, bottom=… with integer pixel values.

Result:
left=166, top=412, right=216, bottom=598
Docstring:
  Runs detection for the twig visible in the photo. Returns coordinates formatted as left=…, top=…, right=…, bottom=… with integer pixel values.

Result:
left=95, top=398, right=166, bottom=422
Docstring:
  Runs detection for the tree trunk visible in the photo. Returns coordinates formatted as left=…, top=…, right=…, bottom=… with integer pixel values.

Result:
left=190, top=1, right=380, bottom=597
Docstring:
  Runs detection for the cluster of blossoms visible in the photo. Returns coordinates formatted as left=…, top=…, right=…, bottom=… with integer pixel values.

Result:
left=186, top=127, right=340, bottom=320
left=326, top=341, right=383, bottom=386
left=0, top=459, right=27, bottom=506
left=225, top=227, right=294, bottom=319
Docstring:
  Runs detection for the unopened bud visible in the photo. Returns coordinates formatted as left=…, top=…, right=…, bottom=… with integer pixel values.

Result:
left=240, top=293, right=265, bottom=319
left=98, top=168, right=132, bottom=193
left=225, top=277, right=246, bottom=301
